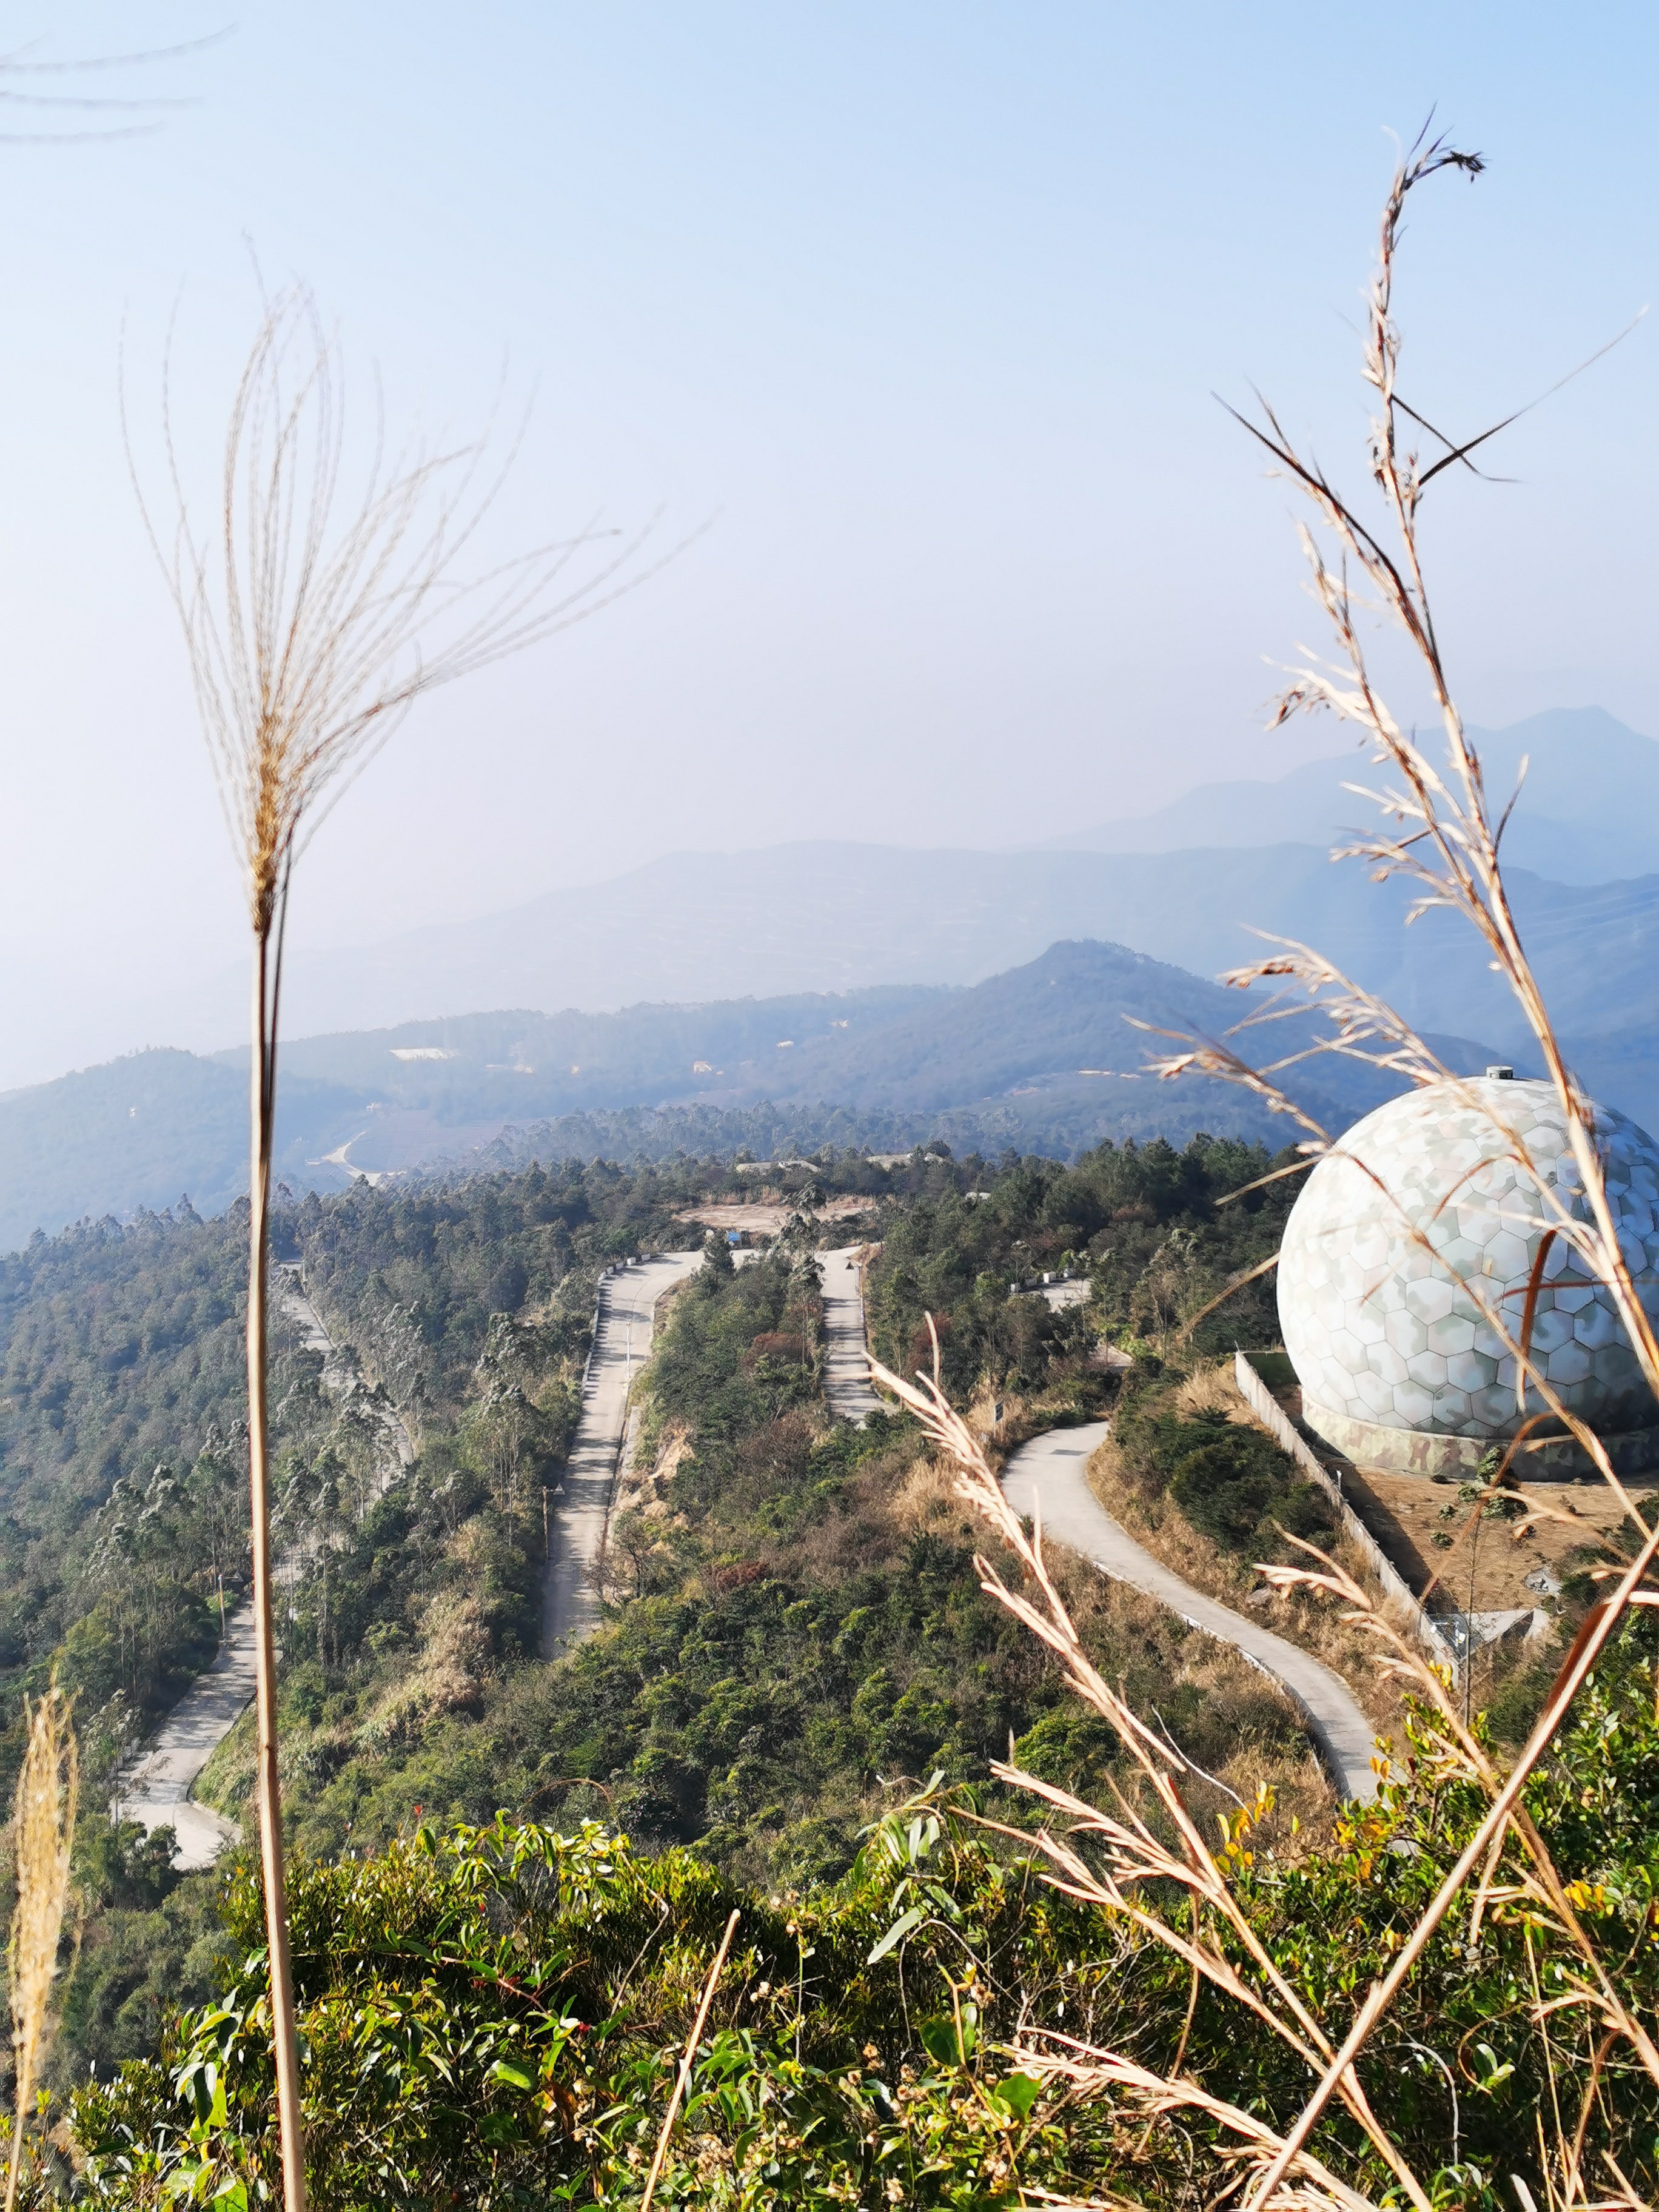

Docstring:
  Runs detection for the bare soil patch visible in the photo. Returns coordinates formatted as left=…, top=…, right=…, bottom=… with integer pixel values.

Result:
left=677, top=1195, right=874, bottom=1235
left=1266, top=1380, right=1653, bottom=1614
left=1349, top=1464, right=1651, bottom=1612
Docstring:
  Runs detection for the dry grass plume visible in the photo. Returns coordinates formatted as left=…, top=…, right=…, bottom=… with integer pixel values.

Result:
left=5, top=1687, right=77, bottom=2212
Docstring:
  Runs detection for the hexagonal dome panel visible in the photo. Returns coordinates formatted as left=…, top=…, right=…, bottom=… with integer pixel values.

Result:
left=1278, top=1077, right=1659, bottom=1444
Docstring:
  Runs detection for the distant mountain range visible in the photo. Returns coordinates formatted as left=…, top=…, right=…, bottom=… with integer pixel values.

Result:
left=109, top=707, right=1659, bottom=1061
left=4, top=706, right=1654, bottom=1248
left=133, top=836, right=1659, bottom=1074
left=0, top=940, right=1518, bottom=1252
left=1044, top=708, right=1659, bottom=888
left=207, top=839, right=1659, bottom=1075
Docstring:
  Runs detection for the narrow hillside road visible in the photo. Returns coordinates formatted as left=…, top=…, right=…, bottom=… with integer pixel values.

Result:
left=111, top=1273, right=412, bottom=1870
left=1002, top=1424, right=1379, bottom=1803
left=821, top=1245, right=882, bottom=1423
left=543, top=1252, right=703, bottom=1655
left=110, top=1603, right=254, bottom=1870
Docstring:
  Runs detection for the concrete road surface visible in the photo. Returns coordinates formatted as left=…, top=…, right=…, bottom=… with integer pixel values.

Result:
left=110, top=1273, right=409, bottom=1872
left=1002, top=1423, right=1379, bottom=1802
left=820, top=1246, right=882, bottom=1423
left=111, top=1603, right=253, bottom=1869
left=543, top=1252, right=703, bottom=1654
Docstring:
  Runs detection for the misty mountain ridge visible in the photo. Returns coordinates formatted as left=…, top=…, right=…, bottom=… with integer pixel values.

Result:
left=105, top=706, right=1656, bottom=1061
left=241, top=839, right=1658, bottom=1065
left=1046, top=707, right=1658, bottom=886
left=130, top=837, right=1659, bottom=1074
left=8, top=705, right=1656, bottom=1251
left=0, top=939, right=1521, bottom=1255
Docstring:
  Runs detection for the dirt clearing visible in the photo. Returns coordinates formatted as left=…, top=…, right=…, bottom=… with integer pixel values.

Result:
left=677, top=1195, right=875, bottom=1235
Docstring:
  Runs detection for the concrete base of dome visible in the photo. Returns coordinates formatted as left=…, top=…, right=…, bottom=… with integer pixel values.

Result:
left=1300, top=1399, right=1659, bottom=1481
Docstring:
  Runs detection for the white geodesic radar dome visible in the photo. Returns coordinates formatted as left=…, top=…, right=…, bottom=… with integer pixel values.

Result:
left=1277, top=1077, right=1659, bottom=1462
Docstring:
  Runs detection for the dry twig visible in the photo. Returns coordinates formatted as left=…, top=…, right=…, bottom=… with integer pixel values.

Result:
left=638, top=1909, right=741, bottom=2212
left=868, top=1336, right=1430, bottom=2210
left=1124, top=124, right=1658, bottom=2209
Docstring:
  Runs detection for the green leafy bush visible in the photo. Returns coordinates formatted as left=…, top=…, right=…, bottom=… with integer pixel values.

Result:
left=64, top=1628, right=1659, bottom=2206
left=1114, top=1379, right=1335, bottom=1561
left=69, top=1812, right=1106, bottom=2210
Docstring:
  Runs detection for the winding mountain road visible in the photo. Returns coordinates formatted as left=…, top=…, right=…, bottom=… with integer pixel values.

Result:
left=115, top=1250, right=706, bottom=1863
left=542, top=1252, right=703, bottom=1655
left=821, top=1245, right=881, bottom=1423
left=813, top=1244, right=1373, bottom=1796
left=110, top=1604, right=253, bottom=1870
left=110, top=1272, right=414, bottom=1867
left=112, top=1222, right=1376, bottom=1875
left=1001, top=1424, right=1379, bottom=1801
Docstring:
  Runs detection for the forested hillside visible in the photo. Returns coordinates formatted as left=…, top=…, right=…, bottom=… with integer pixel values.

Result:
left=0, top=936, right=1523, bottom=1252
left=4, top=1138, right=1332, bottom=2091
left=0, top=1203, right=250, bottom=1731
left=13, top=1136, right=1653, bottom=2206
left=195, top=1151, right=1326, bottom=1884
left=866, top=1131, right=1295, bottom=1389
left=0, top=1161, right=704, bottom=2082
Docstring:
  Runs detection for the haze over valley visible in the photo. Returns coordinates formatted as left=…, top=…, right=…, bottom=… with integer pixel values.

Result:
left=5, top=705, right=1654, bottom=1250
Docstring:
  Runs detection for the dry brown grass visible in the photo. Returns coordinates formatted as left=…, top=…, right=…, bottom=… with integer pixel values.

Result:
left=5, top=1687, right=76, bottom=2212
left=1100, top=130, right=1659, bottom=2207
left=358, top=1589, right=491, bottom=1749
left=749, top=1452, right=916, bottom=1590
left=1170, top=1361, right=1257, bottom=1425
left=1082, top=1430, right=1403, bottom=1736
left=851, top=146, right=1659, bottom=2201
left=883, top=1306, right=1647, bottom=2204
left=891, top=1442, right=1338, bottom=1834
left=871, top=1341, right=1441, bottom=2209
left=1054, top=1550, right=1338, bottom=1840
left=892, top=1451, right=970, bottom=1532
left=128, top=287, right=675, bottom=2212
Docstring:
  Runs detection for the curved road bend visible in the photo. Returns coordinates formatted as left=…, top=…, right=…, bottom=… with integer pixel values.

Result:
left=110, top=1603, right=254, bottom=1871
left=543, top=1252, right=704, bottom=1656
left=821, top=1245, right=882, bottom=1424
left=1002, top=1424, right=1379, bottom=1803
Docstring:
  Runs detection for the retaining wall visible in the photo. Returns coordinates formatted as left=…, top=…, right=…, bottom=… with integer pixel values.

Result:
left=1233, top=1352, right=1462, bottom=1677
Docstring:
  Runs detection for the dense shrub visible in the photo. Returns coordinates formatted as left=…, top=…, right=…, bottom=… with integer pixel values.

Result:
left=867, top=1133, right=1299, bottom=1398
left=64, top=1630, right=1659, bottom=2207
left=1113, top=1382, right=1336, bottom=1560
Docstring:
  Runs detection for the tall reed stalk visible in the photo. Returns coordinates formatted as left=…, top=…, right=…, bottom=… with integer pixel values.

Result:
left=5, top=1687, right=77, bottom=2212
left=129, top=285, right=665, bottom=2212
left=880, top=135, right=1656, bottom=2210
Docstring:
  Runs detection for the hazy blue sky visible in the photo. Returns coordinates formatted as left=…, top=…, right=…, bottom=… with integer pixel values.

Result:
left=3, top=2, right=1656, bottom=1081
